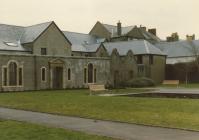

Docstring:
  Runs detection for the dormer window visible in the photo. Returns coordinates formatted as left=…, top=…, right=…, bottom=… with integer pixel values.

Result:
left=4, top=42, right=18, bottom=47
left=41, top=48, right=47, bottom=55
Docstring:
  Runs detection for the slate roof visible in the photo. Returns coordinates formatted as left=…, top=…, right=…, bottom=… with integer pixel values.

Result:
left=63, top=31, right=104, bottom=52
left=0, top=21, right=53, bottom=52
left=0, top=24, right=27, bottom=51
left=103, top=40, right=165, bottom=56
left=155, top=40, right=199, bottom=58
left=21, top=21, right=53, bottom=44
left=102, top=24, right=135, bottom=36
left=102, top=23, right=161, bottom=42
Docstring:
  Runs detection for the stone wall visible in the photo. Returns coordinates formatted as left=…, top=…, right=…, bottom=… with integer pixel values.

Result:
left=33, top=23, right=71, bottom=56
left=0, top=54, right=110, bottom=92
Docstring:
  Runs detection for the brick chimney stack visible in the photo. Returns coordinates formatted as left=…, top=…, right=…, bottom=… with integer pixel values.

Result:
left=117, top=21, right=122, bottom=36
left=148, top=28, right=157, bottom=36
left=186, top=34, right=195, bottom=41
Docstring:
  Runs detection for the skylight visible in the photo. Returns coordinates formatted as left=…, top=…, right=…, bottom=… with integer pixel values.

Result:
left=4, top=42, right=18, bottom=47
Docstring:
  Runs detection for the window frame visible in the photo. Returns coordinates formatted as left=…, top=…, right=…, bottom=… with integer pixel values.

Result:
left=2, top=66, right=7, bottom=87
left=67, top=68, right=71, bottom=81
left=41, top=67, right=47, bottom=82
left=149, top=55, right=154, bottom=65
left=137, top=55, right=143, bottom=64
left=41, top=48, right=47, bottom=55
left=84, top=67, right=87, bottom=84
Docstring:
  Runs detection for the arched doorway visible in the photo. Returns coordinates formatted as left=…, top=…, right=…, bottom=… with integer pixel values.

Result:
left=88, top=63, right=93, bottom=83
left=49, top=59, right=64, bottom=89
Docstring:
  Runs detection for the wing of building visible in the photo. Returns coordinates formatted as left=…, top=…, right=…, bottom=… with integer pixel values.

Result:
left=155, top=40, right=199, bottom=64
left=0, top=21, right=166, bottom=92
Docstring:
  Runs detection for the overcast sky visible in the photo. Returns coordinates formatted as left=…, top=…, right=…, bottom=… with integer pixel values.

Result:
left=0, top=0, right=198, bottom=40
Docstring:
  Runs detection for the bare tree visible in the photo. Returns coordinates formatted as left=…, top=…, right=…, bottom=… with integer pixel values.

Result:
left=185, top=40, right=199, bottom=83
left=187, top=41, right=199, bottom=67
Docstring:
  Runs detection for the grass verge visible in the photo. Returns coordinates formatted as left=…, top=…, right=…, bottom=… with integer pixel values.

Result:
left=0, top=90, right=199, bottom=131
left=0, top=119, right=118, bottom=140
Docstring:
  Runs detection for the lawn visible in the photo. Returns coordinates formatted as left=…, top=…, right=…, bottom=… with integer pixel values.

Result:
left=0, top=119, right=118, bottom=140
left=0, top=90, right=199, bottom=131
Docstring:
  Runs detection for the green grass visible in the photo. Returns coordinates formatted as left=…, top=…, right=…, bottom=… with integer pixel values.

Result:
left=0, top=90, right=199, bottom=131
left=0, top=119, right=117, bottom=140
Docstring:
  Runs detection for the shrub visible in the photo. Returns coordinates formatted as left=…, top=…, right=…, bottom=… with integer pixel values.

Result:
left=126, top=77, right=155, bottom=88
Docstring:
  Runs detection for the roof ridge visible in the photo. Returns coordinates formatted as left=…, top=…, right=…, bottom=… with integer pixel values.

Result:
left=123, top=25, right=135, bottom=28
left=63, top=31, right=90, bottom=36
left=103, top=23, right=135, bottom=28
left=144, top=40, right=150, bottom=53
left=104, top=39, right=146, bottom=44
left=0, top=23, right=24, bottom=28
left=25, top=21, right=53, bottom=28
left=102, top=23, right=117, bottom=27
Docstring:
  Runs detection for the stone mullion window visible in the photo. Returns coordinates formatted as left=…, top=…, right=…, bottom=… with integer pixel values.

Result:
left=2, top=61, right=24, bottom=87
left=84, top=68, right=87, bottom=84
left=41, top=67, right=47, bottom=82
left=18, top=67, right=23, bottom=86
left=94, top=68, right=97, bottom=83
left=67, top=68, right=71, bottom=81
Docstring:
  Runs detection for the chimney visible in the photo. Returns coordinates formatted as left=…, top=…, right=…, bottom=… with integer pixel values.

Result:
left=117, top=21, right=122, bottom=36
left=140, top=25, right=146, bottom=31
left=148, top=28, right=157, bottom=36
left=166, top=32, right=179, bottom=42
left=186, top=34, right=195, bottom=41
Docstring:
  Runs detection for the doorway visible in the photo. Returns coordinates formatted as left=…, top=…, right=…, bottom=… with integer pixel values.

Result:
left=52, top=67, right=63, bottom=89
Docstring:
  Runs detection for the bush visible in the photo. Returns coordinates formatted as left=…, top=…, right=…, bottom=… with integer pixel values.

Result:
left=126, top=77, right=155, bottom=88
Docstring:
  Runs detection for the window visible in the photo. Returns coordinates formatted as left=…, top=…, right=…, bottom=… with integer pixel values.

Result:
left=138, top=65, right=145, bottom=75
left=149, top=55, right=154, bottom=65
left=18, top=67, right=23, bottom=86
left=2, top=61, right=23, bottom=87
left=2, top=67, right=7, bottom=86
left=88, top=63, right=93, bottom=83
left=137, top=55, right=143, bottom=64
left=41, top=48, right=47, bottom=55
left=9, top=62, right=17, bottom=86
left=68, top=68, right=71, bottom=81
left=94, top=68, right=97, bottom=83
left=41, top=67, right=46, bottom=82
left=84, top=68, right=87, bottom=83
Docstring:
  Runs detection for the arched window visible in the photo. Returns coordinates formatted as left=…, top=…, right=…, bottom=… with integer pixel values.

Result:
left=84, top=68, right=87, bottom=83
left=88, top=63, right=93, bottom=83
left=94, top=68, right=97, bottom=83
left=18, top=67, right=23, bottom=86
left=41, top=67, right=46, bottom=82
left=2, top=61, right=23, bottom=87
left=68, top=68, right=71, bottom=81
left=9, top=62, right=17, bottom=86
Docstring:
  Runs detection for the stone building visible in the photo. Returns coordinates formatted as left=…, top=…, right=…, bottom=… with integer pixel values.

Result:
left=0, top=21, right=166, bottom=91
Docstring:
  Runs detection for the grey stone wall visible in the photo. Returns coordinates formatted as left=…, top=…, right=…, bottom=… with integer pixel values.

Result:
left=0, top=54, right=110, bottom=92
left=33, top=23, right=71, bottom=56
left=89, top=22, right=111, bottom=40
left=110, top=50, right=138, bottom=87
